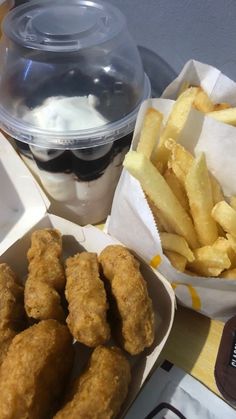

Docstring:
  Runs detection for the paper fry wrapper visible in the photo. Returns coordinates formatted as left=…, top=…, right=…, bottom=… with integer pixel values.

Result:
left=108, top=60, right=236, bottom=322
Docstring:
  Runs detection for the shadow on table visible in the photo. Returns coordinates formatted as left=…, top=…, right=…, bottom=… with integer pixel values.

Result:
left=162, top=305, right=211, bottom=373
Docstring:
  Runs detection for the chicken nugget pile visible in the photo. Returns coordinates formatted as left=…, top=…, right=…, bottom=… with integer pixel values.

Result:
left=0, top=228, right=156, bottom=419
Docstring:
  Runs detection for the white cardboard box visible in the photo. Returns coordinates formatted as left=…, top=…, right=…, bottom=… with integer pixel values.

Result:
left=0, top=134, right=175, bottom=417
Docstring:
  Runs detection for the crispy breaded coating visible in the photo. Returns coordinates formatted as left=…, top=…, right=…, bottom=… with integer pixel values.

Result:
left=0, top=263, right=25, bottom=365
left=0, top=319, right=74, bottom=419
left=65, top=252, right=110, bottom=347
left=99, top=245, right=155, bottom=355
left=25, top=229, right=65, bottom=322
left=54, top=345, right=131, bottom=419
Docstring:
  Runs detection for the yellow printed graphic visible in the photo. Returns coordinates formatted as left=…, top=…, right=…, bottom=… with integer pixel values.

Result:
left=150, top=254, right=162, bottom=269
left=172, top=282, right=201, bottom=311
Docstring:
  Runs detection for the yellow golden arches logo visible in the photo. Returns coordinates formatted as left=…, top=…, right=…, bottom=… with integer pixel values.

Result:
left=172, top=282, right=201, bottom=311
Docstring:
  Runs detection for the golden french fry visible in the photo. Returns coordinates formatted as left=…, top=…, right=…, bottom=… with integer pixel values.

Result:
left=166, top=139, right=194, bottom=185
left=146, top=196, right=174, bottom=233
left=188, top=246, right=231, bottom=277
left=210, top=175, right=224, bottom=205
left=152, top=87, right=199, bottom=170
left=193, top=87, right=215, bottom=113
left=208, top=107, right=236, bottom=126
left=213, top=237, right=236, bottom=268
left=123, top=151, right=199, bottom=249
left=226, top=234, right=236, bottom=253
left=167, top=139, right=222, bottom=209
left=185, top=153, right=218, bottom=246
left=212, top=201, right=236, bottom=237
left=220, top=268, right=236, bottom=279
left=177, top=81, right=191, bottom=97
left=137, top=108, right=163, bottom=159
left=230, top=196, right=236, bottom=211
left=160, top=232, right=194, bottom=262
left=164, top=250, right=187, bottom=272
left=163, top=168, right=189, bottom=211
left=209, top=176, right=225, bottom=236
left=214, top=102, right=231, bottom=111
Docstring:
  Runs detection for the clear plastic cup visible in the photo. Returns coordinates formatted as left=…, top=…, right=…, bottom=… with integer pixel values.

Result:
left=0, top=0, right=151, bottom=224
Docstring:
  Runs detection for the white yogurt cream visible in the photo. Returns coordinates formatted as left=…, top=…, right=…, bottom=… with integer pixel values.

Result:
left=20, top=95, right=129, bottom=225
left=23, top=95, right=107, bottom=131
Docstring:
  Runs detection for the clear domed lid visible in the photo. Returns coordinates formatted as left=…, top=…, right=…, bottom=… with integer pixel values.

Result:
left=0, top=0, right=150, bottom=148
left=4, top=0, right=126, bottom=52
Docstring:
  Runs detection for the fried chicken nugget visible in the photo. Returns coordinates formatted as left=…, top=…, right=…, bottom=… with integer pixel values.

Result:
left=0, top=319, right=74, bottom=419
left=25, top=229, right=66, bottom=322
left=65, top=252, right=110, bottom=347
left=99, top=245, right=155, bottom=355
left=54, top=346, right=131, bottom=419
left=0, top=263, right=25, bottom=366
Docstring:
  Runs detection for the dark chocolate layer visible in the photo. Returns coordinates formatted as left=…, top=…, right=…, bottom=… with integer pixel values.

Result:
left=15, top=132, right=132, bottom=181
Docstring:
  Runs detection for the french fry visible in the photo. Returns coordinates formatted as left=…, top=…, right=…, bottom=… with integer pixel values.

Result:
left=137, top=108, right=163, bottom=159
left=185, top=153, right=218, bottom=246
left=177, top=81, right=191, bottom=97
left=209, top=176, right=225, bottom=236
left=188, top=246, right=231, bottom=277
left=214, top=102, right=231, bottom=111
left=146, top=196, right=174, bottom=233
left=220, top=268, right=236, bottom=279
left=160, top=232, right=194, bottom=262
left=167, top=139, right=223, bottom=209
left=210, top=175, right=224, bottom=205
left=164, top=250, right=187, bottom=272
left=193, top=87, right=215, bottom=113
left=213, top=237, right=236, bottom=268
left=208, top=107, right=236, bottom=126
left=163, top=169, right=189, bottom=211
left=226, top=234, right=236, bottom=253
left=212, top=201, right=236, bottom=237
left=152, top=87, right=199, bottom=171
left=230, top=196, right=236, bottom=211
left=123, top=151, right=199, bottom=249
left=166, top=139, right=194, bottom=185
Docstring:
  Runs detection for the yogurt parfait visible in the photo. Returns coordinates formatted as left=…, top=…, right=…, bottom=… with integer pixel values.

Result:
left=0, top=0, right=150, bottom=224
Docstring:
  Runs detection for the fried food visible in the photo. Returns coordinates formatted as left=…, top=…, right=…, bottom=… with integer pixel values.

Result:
left=0, top=319, right=74, bottom=419
left=0, top=263, right=25, bottom=366
left=65, top=252, right=110, bottom=347
left=24, top=229, right=66, bottom=322
left=123, top=150, right=199, bottom=249
left=160, top=232, right=195, bottom=262
left=54, top=345, right=131, bottom=419
left=152, top=87, right=198, bottom=170
left=99, top=245, right=155, bottom=355
left=137, top=108, right=163, bottom=159
left=185, top=153, right=218, bottom=246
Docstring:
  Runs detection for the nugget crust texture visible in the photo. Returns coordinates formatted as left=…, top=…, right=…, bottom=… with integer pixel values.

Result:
left=25, top=229, right=65, bottom=321
left=0, top=319, right=74, bottom=419
left=99, top=245, right=155, bottom=355
left=0, top=263, right=25, bottom=365
left=65, top=252, right=110, bottom=347
left=54, top=346, right=131, bottom=419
